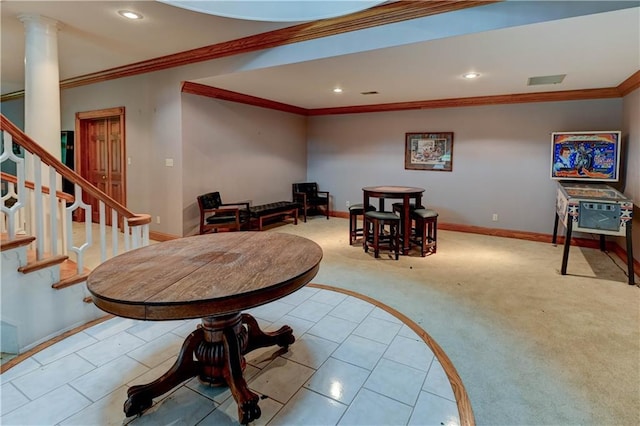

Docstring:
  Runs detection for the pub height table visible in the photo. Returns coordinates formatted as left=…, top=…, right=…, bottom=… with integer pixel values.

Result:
left=362, top=186, right=425, bottom=255
left=87, top=232, right=323, bottom=424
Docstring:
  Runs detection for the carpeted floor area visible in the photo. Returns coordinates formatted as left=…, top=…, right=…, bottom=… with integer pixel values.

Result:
left=277, top=217, right=639, bottom=426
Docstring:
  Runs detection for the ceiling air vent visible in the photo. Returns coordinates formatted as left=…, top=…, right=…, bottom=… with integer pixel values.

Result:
left=527, top=74, right=566, bottom=86
left=360, top=91, right=379, bottom=95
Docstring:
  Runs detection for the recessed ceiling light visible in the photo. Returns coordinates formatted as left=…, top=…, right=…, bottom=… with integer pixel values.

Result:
left=118, top=10, right=143, bottom=20
left=333, top=88, right=343, bottom=93
left=463, top=72, right=480, bottom=79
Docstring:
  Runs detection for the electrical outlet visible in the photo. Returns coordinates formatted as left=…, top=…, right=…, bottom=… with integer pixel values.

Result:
left=492, top=213, right=498, bottom=222
left=156, top=216, right=161, bottom=224
left=346, top=201, right=350, bottom=208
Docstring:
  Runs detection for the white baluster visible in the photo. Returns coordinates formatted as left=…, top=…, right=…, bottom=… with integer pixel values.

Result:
left=99, top=201, right=106, bottom=263
left=1, top=132, right=26, bottom=239
left=49, top=165, right=58, bottom=256
left=32, top=156, right=44, bottom=260
left=66, top=184, right=92, bottom=274
left=142, top=224, right=149, bottom=246
left=1, top=182, right=18, bottom=236
left=111, top=209, right=119, bottom=257
left=59, top=195, right=67, bottom=255
left=131, top=222, right=141, bottom=249
left=124, top=220, right=130, bottom=252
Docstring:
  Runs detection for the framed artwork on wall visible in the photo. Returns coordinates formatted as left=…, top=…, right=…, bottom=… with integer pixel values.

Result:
left=405, top=132, right=454, bottom=171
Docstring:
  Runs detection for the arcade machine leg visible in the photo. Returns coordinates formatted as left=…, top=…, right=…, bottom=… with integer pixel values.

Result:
left=552, top=213, right=559, bottom=245
left=626, top=222, right=635, bottom=286
left=561, top=216, right=572, bottom=275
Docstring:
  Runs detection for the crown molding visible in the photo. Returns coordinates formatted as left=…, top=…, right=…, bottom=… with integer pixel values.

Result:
left=184, top=84, right=627, bottom=116
left=1, top=91, right=23, bottom=103
left=1, top=0, right=496, bottom=100
left=3, top=0, right=637, bottom=111
left=306, top=87, right=622, bottom=115
left=617, top=70, right=640, bottom=96
left=182, top=82, right=307, bottom=115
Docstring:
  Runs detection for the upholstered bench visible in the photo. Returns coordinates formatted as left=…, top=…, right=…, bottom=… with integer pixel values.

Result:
left=249, top=201, right=300, bottom=231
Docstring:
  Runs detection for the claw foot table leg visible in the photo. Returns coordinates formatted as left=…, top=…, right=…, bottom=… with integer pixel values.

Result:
left=242, top=313, right=295, bottom=354
left=223, top=325, right=261, bottom=424
left=124, top=328, right=202, bottom=417
left=123, top=312, right=296, bottom=424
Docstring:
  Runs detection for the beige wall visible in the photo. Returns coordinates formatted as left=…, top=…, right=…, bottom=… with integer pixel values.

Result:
left=60, top=72, right=182, bottom=235
left=307, top=99, right=627, bottom=236
left=52, top=43, right=314, bottom=237
left=3, top=78, right=637, bottom=264
left=181, top=93, right=307, bottom=236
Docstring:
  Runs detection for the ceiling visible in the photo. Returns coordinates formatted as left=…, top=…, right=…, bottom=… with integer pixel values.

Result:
left=2, top=1, right=639, bottom=110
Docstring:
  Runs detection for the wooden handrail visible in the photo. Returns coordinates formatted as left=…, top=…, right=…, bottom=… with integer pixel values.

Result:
left=1, top=172, right=75, bottom=203
left=1, top=114, right=151, bottom=225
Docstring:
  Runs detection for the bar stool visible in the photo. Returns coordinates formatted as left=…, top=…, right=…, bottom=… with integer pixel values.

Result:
left=349, top=203, right=376, bottom=245
left=392, top=202, right=421, bottom=248
left=411, top=208, right=438, bottom=256
left=391, top=202, right=420, bottom=214
left=364, top=211, right=400, bottom=259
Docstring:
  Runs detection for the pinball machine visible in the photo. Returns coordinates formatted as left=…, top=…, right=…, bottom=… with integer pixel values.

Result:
left=550, top=131, right=635, bottom=285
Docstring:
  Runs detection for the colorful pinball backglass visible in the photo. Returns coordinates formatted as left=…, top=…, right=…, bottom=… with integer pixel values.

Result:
left=550, top=131, right=621, bottom=182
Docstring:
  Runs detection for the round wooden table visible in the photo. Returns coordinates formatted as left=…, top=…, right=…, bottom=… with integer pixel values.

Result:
left=87, top=232, right=322, bottom=424
left=363, top=186, right=425, bottom=254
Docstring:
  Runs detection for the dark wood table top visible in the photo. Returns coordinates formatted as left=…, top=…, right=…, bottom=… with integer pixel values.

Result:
left=362, top=186, right=425, bottom=196
left=87, top=232, right=323, bottom=321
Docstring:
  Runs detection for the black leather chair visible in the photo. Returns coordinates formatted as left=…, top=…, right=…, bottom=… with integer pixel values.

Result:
left=197, top=192, right=250, bottom=234
left=292, top=182, right=330, bottom=222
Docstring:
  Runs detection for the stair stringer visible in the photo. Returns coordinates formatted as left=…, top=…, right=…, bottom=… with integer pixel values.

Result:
left=1, top=244, right=103, bottom=354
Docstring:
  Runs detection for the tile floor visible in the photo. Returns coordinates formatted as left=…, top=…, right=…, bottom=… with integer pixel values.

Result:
left=0, top=286, right=461, bottom=426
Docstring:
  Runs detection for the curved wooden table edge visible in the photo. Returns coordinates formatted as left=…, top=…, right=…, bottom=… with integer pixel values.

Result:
left=88, top=263, right=321, bottom=321
left=309, top=283, right=476, bottom=426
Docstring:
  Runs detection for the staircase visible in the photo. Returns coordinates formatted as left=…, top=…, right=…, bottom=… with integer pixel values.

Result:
left=1, top=235, right=102, bottom=355
left=1, top=114, right=151, bottom=355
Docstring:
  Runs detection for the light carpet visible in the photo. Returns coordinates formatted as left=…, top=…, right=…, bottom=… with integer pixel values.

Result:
left=275, top=217, right=639, bottom=426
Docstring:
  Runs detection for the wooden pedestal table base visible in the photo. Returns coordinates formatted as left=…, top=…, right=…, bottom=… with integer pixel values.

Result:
left=124, top=313, right=293, bottom=424
left=86, top=233, right=322, bottom=426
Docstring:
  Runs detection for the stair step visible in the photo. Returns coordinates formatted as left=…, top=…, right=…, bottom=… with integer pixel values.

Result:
left=3, top=232, right=94, bottom=292
left=53, top=272, right=90, bottom=290
left=18, top=255, right=68, bottom=274
left=55, top=258, right=92, bottom=290
left=1, top=233, right=35, bottom=251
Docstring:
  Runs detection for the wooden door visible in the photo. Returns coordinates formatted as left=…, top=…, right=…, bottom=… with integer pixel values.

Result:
left=76, top=108, right=126, bottom=225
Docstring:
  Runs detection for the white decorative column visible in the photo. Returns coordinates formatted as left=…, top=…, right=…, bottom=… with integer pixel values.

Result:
left=18, top=14, right=61, bottom=164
